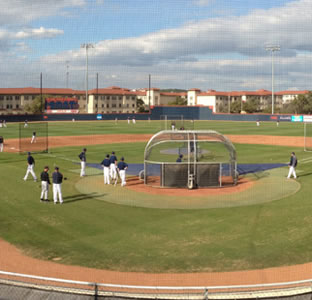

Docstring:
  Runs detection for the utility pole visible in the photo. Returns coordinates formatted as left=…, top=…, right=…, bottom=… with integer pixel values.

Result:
left=265, top=45, right=280, bottom=114
left=81, top=43, right=94, bottom=113
left=148, top=74, right=151, bottom=111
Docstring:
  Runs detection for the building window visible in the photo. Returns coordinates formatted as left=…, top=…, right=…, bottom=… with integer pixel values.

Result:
left=119, top=104, right=122, bottom=108
left=127, top=104, right=129, bottom=108
left=112, top=104, right=116, bottom=108
left=126, top=96, right=130, bottom=100
left=24, top=96, right=29, bottom=100
left=102, top=104, right=104, bottom=108
left=0, top=96, right=4, bottom=100
left=106, top=96, right=110, bottom=100
left=106, top=104, right=109, bottom=108
left=119, top=96, right=122, bottom=100
left=112, top=96, right=117, bottom=100
left=131, top=96, right=135, bottom=100
left=132, top=104, right=135, bottom=107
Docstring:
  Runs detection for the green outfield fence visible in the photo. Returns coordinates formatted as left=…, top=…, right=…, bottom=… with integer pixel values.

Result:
left=1, top=270, right=312, bottom=300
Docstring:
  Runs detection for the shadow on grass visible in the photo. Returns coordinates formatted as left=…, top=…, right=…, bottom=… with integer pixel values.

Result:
left=62, top=192, right=106, bottom=204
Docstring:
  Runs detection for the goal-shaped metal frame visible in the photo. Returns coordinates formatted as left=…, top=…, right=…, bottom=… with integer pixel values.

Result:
left=144, top=130, right=237, bottom=188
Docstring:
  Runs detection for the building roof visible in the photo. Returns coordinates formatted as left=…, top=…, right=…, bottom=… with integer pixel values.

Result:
left=275, top=90, right=310, bottom=95
left=0, top=87, right=84, bottom=95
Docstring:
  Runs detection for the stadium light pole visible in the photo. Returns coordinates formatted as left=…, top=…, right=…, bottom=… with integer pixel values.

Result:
left=81, top=43, right=94, bottom=113
left=66, top=60, right=70, bottom=89
left=265, top=45, right=280, bottom=115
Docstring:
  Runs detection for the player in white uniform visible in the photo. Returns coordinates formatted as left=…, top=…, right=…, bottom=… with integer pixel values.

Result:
left=0, top=136, right=3, bottom=152
left=31, top=131, right=36, bottom=143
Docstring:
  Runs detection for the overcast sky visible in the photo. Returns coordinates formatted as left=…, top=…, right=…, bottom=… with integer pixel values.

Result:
left=1, top=0, right=312, bottom=91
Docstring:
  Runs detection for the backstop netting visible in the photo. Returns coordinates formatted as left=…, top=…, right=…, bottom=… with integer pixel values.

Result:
left=160, top=115, right=194, bottom=131
left=19, top=122, right=48, bottom=153
left=144, top=130, right=237, bottom=188
left=304, top=122, right=312, bottom=152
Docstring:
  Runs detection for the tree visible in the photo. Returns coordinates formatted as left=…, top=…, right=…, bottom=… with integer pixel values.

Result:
left=136, top=98, right=147, bottom=112
left=230, top=100, right=242, bottom=113
left=24, top=95, right=49, bottom=114
left=168, top=96, right=187, bottom=106
left=291, top=92, right=312, bottom=114
left=242, top=97, right=260, bottom=113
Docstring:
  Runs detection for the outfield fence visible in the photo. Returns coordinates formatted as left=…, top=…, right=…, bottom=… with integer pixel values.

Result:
left=1, top=270, right=312, bottom=300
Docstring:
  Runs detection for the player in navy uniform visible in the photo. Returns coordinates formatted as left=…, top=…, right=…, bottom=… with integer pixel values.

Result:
left=52, top=167, right=63, bottom=204
left=40, top=166, right=51, bottom=202
left=0, top=136, right=3, bottom=152
left=117, top=157, right=128, bottom=186
left=79, top=148, right=87, bottom=177
left=101, top=154, right=111, bottom=184
left=24, top=120, right=28, bottom=128
left=109, top=151, right=118, bottom=180
left=287, top=152, right=297, bottom=179
left=23, top=152, right=37, bottom=181
left=176, top=154, right=183, bottom=162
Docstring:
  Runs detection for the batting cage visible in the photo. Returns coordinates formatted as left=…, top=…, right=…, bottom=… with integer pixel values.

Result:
left=144, top=130, right=237, bottom=188
left=304, top=122, right=312, bottom=152
left=160, top=115, right=194, bottom=131
left=19, top=122, right=48, bottom=153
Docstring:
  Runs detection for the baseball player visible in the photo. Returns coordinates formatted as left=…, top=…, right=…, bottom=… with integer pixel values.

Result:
left=256, top=119, right=260, bottom=127
left=24, top=120, right=28, bottom=128
left=23, top=152, right=37, bottom=181
left=117, top=157, right=128, bottom=186
left=40, top=166, right=51, bottom=202
left=0, top=136, right=3, bottom=152
left=171, top=121, right=176, bottom=131
left=0, top=120, right=2, bottom=128
left=287, top=152, right=297, bottom=179
left=176, top=154, right=183, bottom=162
left=78, top=148, right=87, bottom=177
left=101, top=154, right=111, bottom=184
left=52, top=166, right=63, bottom=204
left=31, top=131, right=37, bottom=144
left=109, top=151, right=118, bottom=180
left=127, top=117, right=130, bottom=124
left=132, top=116, right=136, bottom=124
left=3, top=120, right=6, bottom=128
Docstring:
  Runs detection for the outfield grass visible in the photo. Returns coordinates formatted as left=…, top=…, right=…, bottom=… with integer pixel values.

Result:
left=1, top=135, right=312, bottom=272
left=0, top=119, right=308, bottom=139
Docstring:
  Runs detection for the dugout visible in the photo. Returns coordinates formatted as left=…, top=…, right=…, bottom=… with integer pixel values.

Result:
left=144, top=130, right=237, bottom=188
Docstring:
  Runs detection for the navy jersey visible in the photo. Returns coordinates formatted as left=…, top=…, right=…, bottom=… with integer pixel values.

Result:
left=79, top=151, right=86, bottom=162
left=52, top=171, right=63, bottom=184
left=101, top=158, right=110, bottom=167
left=40, top=171, right=51, bottom=184
left=33, top=132, right=36, bottom=136
left=110, top=155, right=117, bottom=164
left=117, top=161, right=128, bottom=170
left=176, top=157, right=182, bottom=162
left=27, top=156, right=35, bottom=165
left=0, top=136, right=3, bottom=143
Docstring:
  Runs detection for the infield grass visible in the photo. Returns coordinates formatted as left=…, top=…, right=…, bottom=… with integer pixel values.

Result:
left=1, top=131, right=312, bottom=272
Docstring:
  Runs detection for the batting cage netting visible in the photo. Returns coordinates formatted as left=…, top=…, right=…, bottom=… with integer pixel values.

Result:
left=160, top=115, right=194, bottom=131
left=144, top=130, right=237, bottom=188
left=304, top=122, right=312, bottom=152
left=19, top=122, right=48, bottom=153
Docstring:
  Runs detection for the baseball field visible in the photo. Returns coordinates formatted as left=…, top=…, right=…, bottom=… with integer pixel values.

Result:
left=1, top=120, right=312, bottom=278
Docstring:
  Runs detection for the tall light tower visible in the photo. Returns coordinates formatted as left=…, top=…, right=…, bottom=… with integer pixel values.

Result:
left=66, top=60, right=70, bottom=89
left=265, top=45, right=280, bottom=114
left=81, top=43, right=94, bottom=112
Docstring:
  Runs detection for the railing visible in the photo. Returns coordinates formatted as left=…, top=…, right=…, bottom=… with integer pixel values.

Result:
left=1, top=270, right=312, bottom=299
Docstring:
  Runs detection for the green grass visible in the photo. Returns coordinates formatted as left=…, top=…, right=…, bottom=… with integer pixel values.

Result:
left=0, top=119, right=309, bottom=139
left=1, top=138, right=312, bottom=272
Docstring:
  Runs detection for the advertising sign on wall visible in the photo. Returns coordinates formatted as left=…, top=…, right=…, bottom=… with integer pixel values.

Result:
left=291, top=115, right=303, bottom=122
left=303, top=115, right=312, bottom=123
left=96, top=114, right=103, bottom=120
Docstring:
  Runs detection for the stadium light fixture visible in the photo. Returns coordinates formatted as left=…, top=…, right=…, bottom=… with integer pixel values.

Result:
left=81, top=43, right=94, bottom=112
left=265, top=45, right=280, bottom=115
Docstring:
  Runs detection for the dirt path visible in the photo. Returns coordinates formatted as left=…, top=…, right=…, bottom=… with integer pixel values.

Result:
left=3, top=134, right=307, bottom=152
left=1, top=133, right=311, bottom=287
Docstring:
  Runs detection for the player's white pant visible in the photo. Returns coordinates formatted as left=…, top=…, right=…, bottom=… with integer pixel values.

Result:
left=128, top=119, right=130, bottom=124
left=132, top=119, right=136, bottom=124
left=0, top=143, right=3, bottom=152
left=0, top=124, right=2, bottom=128
left=287, top=166, right=297, bottom=179
left=3, top=123, right=6, bottom=128
left=103, top=166, right=110, bottom=184
left=53, top=183, right=63, bottom=203
left=41, top=181, right=49, bottom=200
left=31, top=136, right=36, bottom=143
left=24, top=164, right=37, bottom=181
left=119, top=170, right=126, bottom=186
left=80, top=161, right=86, bottom=177
left=110, top=163, right=117, bottom=179
left=24, top=124, right=28, bottom=128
